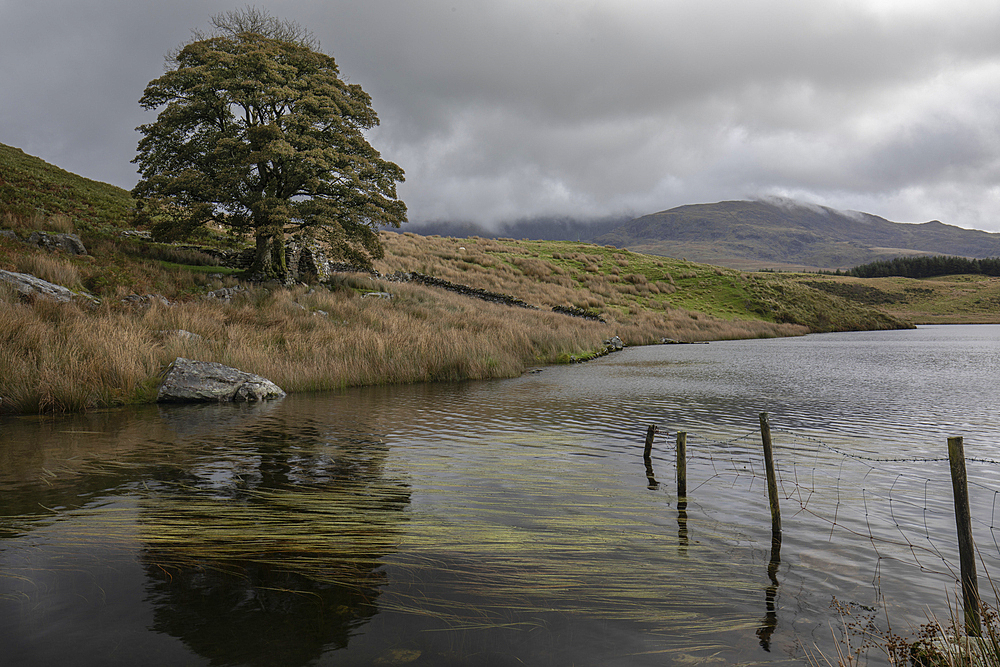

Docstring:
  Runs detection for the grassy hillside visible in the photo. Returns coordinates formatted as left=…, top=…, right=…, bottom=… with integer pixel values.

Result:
left=0, top=142, right=915, bottom=414
left=597, top=199, right=1000, bottom=271
left=788, top=272, right=1000, bottom=324
left=0, top=142, right=134, bottom=231
left=374, top=233, right=909, bottom=333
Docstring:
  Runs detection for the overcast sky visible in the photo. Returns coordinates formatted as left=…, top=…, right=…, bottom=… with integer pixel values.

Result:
left=4, top=0, right=1000, bottom=232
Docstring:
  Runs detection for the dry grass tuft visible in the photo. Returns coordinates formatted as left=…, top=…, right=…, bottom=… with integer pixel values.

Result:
left=0, top=299, right=162, bottom=412
left=1, top=211, right=76, bottom=234
left=15, top=253, right=83, bottom=288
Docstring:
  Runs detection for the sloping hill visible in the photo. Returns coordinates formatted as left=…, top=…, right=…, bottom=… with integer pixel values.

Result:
left=0, top=142, right=133, bottom=230
left=595, top=199, right=1000, bottom=270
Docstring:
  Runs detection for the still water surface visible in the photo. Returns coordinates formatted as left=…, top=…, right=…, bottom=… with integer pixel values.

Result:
left=2, top=324, right=999, bottom=666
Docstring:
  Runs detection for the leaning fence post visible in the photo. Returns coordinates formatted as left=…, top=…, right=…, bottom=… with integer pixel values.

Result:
left=676, top=432, right=687, bottom=499
left=643, top=424, right=658, bottom=460
left=759, top=412, right=781, bottom=537
left=948, top=436, right=981, bottom=636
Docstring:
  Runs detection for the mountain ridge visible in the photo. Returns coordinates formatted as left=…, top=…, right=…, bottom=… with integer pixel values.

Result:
left=594, top=199, right=1000, bottom=270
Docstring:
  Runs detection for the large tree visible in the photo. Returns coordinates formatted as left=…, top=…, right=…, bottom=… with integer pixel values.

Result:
left=132, top=8, right=406, bottom=277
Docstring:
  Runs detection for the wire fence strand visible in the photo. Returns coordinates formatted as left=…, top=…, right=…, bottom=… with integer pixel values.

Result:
left=647, top=420, right=1000, bottom=596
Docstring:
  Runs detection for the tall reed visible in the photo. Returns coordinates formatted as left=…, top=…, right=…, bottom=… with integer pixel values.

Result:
left=1, top=210, right=76, bottom=233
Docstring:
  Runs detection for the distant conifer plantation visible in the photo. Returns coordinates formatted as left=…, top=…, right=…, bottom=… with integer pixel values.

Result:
left=849, top=255, right=1000, bottom=279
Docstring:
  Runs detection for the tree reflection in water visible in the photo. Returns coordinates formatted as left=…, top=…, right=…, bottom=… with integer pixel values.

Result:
left=144, top=561, right=376, bottom=666
left=136, top=401, right=411, bottom=666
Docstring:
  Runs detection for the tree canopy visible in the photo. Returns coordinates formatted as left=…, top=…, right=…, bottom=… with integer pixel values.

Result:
left=132, top=8, right=406, bottom=277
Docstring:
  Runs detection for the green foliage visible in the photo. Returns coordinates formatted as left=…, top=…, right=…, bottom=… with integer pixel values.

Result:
left=156, top=261, right=242, bottom=275
left=800, top=280, right=904, bottom=305
left=743, top=276, right=911, bottom=331
left=129, top=243, right=221, bottom=267
left=789, top=273, right=1000, bottom=324
left=132, top=7, right=406, bottom=277
left=538, top=240, right=909, bottom=331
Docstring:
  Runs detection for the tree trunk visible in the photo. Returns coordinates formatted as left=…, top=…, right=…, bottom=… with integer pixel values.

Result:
left=251, top=231, right=287, bottom=281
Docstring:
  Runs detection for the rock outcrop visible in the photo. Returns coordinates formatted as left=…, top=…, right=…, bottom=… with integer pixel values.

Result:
left=26, top=231, right=87, bottom=255
left=204, top=286, right=247, bottom=302
left=218, top=236, right=352, bottom=284
left=158, top=329, right=205, bottom=343
left=157, top=357, right=286, bottom=403
left=0, top=269, right=93, bottom=303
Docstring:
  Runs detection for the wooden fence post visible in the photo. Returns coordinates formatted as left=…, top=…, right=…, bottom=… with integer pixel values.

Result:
left=676, top=431, right=687, bottom=499
left=759, top=412, right=781, bottom=537
left=643, top=424, right=658, bottom=460
left=948, top=436, right=981, bottom=636
left=757, top=414, right=783, bottom=652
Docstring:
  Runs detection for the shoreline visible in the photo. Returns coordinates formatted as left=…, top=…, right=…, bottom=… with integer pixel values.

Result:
left=0, top=272, right=820, bottom=416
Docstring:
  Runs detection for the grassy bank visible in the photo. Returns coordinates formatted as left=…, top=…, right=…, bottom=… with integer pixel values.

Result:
left=1, top=213, right=819, bottom=413
left=0, top=141, right=915, bottom=414
left=0, top=267, right=808, bottom=415
left=0, top=216, right=904, bottom=413
left=0, top=143, right=133, bottom=231
left=0, top=279, right=603, bottom=413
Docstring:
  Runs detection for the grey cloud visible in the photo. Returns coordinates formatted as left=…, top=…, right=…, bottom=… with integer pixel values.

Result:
left=4, top=0, right=1000, bottom=232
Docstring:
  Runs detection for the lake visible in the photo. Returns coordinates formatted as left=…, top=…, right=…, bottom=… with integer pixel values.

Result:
left=2, top=324, right=999, bottom=666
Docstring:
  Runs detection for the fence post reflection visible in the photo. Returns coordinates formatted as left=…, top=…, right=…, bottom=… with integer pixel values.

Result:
left=643, top=424, right=659, bottom=489
left=757, top=532, right=781, bottom=651
left=644, top=458, right=659, bottom=490
left=675, top=431, right=689, bottom=550
left=677, top=498, right=689, bottom=551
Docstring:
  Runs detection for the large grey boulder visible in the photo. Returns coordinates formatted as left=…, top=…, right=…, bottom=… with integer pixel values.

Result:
left=157, top=357, right=286, bottom=403
left=0, top=269, right=90, bottom=303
